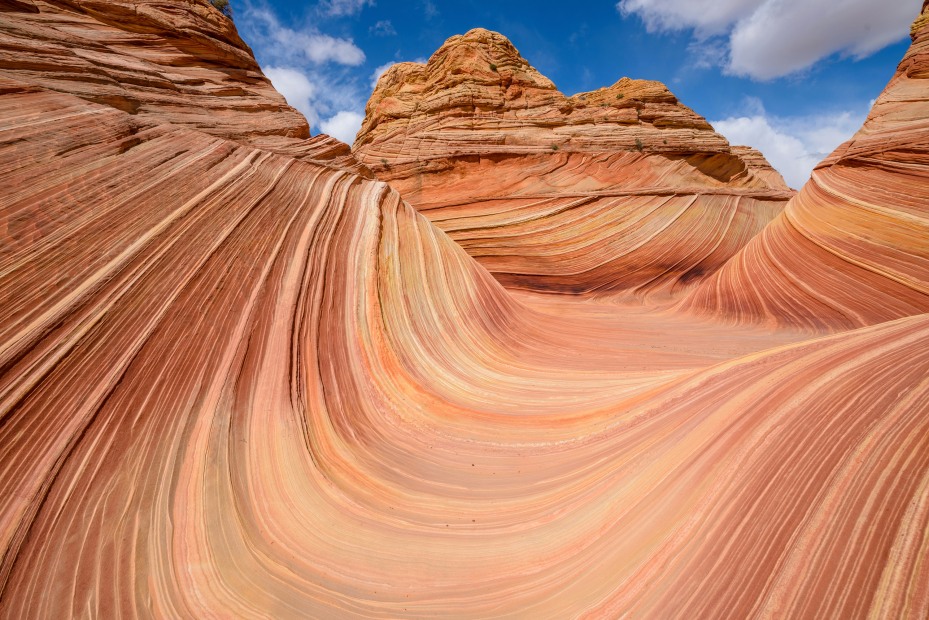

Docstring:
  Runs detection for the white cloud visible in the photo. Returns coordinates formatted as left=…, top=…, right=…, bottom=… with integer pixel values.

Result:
left=687, top=37, right=728, bottom=70
left=618, top=0, right=759, bottom=35
left=715, top=116, right=817, bottom=189
left=265, top=66, right=318, bottom=124
left=369, top=20, right=396, bottom=36
left=319, top=0, right=374, bottom=17
left=238, top=4, right=370, bottom=137
left=728, top=1, right=921, bottom=79
left=319, top=111, right=365, bottom=144
left=712, top=98, right=867, bottom=188
left=299, top=33, right=366, bottom=65
left=619, top=0, right=921, bottom=80
left=263, top=62, right=362, bottom=135
left=243, top=7, right=365, bottom=66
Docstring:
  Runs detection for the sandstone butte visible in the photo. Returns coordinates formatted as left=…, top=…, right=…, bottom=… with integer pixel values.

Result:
left=1, top=1, right=928, bottom=619
left=353, top=29, right=793, bottom=298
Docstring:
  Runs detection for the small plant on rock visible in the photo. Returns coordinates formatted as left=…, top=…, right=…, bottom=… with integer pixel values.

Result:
left=551, top=144, right=559, bottom=151
left=489, top=63, right=498, bottom=72
left=616, top=93, right=624, bottom=100
left=210, top=0, right=233, bottom=17
left=634, top=138, right=644, bottom=152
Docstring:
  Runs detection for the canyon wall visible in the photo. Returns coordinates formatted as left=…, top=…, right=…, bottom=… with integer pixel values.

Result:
left=1, top=2, right=928, bottom=618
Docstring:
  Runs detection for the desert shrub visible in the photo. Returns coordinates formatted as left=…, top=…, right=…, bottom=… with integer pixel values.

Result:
left=551, top=144, right=559, bottom=151
left=210, top=0, right=232, bottom=17
left=634, top=138, right=644, bottom=152
left=616, top=93, right=624, bottom=100
left=489, top=63, right=498, bottom=72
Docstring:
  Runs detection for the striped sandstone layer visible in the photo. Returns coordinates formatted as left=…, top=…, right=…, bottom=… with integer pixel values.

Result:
left=353, top=29, right=793, bottom=297
left=1, top=2, right=929, bottom=619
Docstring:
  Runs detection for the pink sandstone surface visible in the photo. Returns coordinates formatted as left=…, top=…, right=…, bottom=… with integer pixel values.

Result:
left=1, top=1, right=928, bottom=618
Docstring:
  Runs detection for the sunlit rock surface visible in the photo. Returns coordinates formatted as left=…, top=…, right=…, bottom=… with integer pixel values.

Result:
left=353, top=28, right=793, bottom=298
left=1, top=2, right=929, bottom=618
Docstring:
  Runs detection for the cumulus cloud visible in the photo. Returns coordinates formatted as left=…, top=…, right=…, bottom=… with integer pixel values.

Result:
left=618, top=0, right=758, bottom=34
left=237, top=3, right=370, bottom=140
left=318, top=0, right=374, bottom=17
left=265, top=66, right=318, bottom=124
left=712, top=98, right=867, bottom=188
left=242, top=6, right=365, bottom=66
left=319, top=110, right=365, bottom=144
left=618, top=0, right=921, bottom=80
left=297, top=32, right=365, bottom=65
left=264, top=64, right=366, bottom=143
left=728, top=2, right=920, bottom=79
left=369, top=20, right=396, bottom=36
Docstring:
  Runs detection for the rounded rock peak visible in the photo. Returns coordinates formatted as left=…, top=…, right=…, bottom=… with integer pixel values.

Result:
left=570, top=77, right=680, bottom=106
left=435, top=27, right=529, bottom=66
left=421, top=27, right=556, bottom=92
left=455, top=27, right=518, bottom=46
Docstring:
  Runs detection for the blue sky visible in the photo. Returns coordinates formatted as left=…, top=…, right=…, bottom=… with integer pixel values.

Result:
left=232, top=0, right=922, bottom=188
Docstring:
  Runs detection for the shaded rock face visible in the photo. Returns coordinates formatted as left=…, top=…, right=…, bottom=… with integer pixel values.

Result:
left=0, top=0, right=375, bottom=174
left=0, top=0, right=305, bottom=140
left=2, top=3, right=929, bottom=619
left=353, top=28, right=793, bottom=298
left=681, top=1, right=929, bottom=329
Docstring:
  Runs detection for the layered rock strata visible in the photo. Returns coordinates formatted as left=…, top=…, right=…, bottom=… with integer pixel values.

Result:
left=354, top=29, right=793, bottom=297
left=1, top=2, right=928, bottom=619
left=0, top=0, right=373, bottom=175
left=0, top=0, right=305, bottom=139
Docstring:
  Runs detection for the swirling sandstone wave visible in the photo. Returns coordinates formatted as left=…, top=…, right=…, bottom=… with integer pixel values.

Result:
left=1, top=2, right=929, bottom=618
left=353, top=29, right=793, bottom=297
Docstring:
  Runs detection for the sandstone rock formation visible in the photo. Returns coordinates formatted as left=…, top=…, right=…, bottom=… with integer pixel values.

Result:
left=353, top=29, right=793, bottom=297
left=681, top=5, right=929, bottom=329
left=0, top=0, right=373, bottom=175
left=1, top=1, right=929, bottom=618
left=0, top=0, right=305, bottom=138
